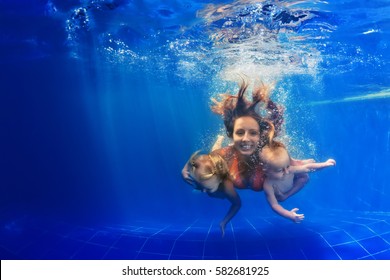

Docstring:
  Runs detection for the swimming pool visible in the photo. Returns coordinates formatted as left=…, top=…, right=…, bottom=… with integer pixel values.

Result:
left=1, top=0, right=389, bottom=260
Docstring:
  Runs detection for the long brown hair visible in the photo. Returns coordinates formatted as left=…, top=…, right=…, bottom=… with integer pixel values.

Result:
left=211, top=79, right=282, bottom=143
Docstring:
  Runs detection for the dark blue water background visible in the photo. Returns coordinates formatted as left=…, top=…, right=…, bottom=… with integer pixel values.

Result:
left=1, top=0, right=389, bottom=259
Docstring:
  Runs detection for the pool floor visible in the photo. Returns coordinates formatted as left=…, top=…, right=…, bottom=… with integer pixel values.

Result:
left=1, top=210, right=390, bottom=260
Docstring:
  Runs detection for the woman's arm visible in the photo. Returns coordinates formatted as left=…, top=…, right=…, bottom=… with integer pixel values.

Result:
left=211, top=135, right=225, bottom=151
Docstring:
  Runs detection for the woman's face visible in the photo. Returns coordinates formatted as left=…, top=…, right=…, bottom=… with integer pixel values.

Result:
left=232, top=116, right=260, bottom=156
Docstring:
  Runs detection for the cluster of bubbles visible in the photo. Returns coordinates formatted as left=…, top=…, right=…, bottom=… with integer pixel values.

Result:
left=41, top=0, right=388, bottom=85
left=58, top=1, right=337, bottom=77
left=190, top=1, right=336, bottom=81
left=57, top=0, right=350, bottom=154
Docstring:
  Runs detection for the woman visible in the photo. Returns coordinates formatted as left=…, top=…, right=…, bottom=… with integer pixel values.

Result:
left=183, top=79, right=287, bottom=191
left=182, top=79, right=312, bottom=229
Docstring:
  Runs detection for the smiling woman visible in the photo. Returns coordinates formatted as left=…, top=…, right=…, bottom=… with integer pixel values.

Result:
left=206, top=79, right=284, bottom=191
left=183, top=83, right=265, bottom=187
left=181, top=78, right=318, bottom=231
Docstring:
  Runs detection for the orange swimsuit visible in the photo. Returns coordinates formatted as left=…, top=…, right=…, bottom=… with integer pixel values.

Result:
left=213, top=147, right=265, bottom=192
left=229, top=156, right=265, bottom=191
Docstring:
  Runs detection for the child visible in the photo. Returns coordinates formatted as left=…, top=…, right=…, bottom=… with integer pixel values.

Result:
left=260, top=141, right=336, bottom=223
left=182, top=151, right=241, bottom=237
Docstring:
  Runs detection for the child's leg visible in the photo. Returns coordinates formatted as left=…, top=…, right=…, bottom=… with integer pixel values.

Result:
left=278, top=173, right=309, bottom=201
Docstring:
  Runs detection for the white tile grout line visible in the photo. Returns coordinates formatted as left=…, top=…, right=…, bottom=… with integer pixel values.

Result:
left=168, top=219, right=199, bottom=260
left=245, top=218, right=273, bottom=260
left=135, top=225, right=172, bottom=259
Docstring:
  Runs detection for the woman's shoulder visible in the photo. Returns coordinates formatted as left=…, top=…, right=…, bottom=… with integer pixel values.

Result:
left=211, top=146, right=235, bottom=158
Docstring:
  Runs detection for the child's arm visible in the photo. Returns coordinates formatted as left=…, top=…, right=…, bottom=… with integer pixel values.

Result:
left=290, top=158, right=315, bottom=165
left=290, top=159, right=336, bottom=174
left=263, top=180, right=304, bottom=223
left=220, top=179, right=241, bottom=237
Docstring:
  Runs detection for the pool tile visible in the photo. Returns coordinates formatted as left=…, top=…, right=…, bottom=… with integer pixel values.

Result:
left=321, top=230, right=354, bottom=246
left=203, top=241, right=237, bottom=259
left=170, top=240, right=205, bottom=257
left=333, top=242, right=369, bottom=260
left=114, top=235, right=147, bottom=251
left=72, top=243, right=110, bottom=260
left=301, top=246, right=341, bottom=260
left=367, top=221, right=390, bottom=235
left=3, top=211, right=390, bottom=260
left=141, top=238, right=175, bottom=254
left=136, top=252, right=170, bottom=260
left=359, top=236, right=390, bottom=254
left=102, top=248, right=138, bottom=260
left=372, top=249, right=390, bottom=260
left=343, top=224, right=376, bottom=240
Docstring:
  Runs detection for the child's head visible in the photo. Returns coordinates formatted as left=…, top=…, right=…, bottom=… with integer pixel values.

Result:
left=259, top=141, right=291, bottom=180
left=189, top=151, right=229, bottom=193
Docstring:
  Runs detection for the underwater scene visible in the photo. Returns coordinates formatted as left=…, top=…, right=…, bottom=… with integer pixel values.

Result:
left=1, top=0, right=390, bottom=260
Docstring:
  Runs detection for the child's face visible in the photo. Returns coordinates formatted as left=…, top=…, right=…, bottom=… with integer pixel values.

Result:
left=262, top=150, right=291, bottom=180
left=191, top=156, right=220, bottom=193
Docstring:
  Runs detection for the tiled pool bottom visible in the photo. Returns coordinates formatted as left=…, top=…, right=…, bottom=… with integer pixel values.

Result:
left=1, top=211, right=390, bottom=260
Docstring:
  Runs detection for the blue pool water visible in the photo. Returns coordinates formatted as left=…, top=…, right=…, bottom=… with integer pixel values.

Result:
left=1, top=0, right=389, bottom=260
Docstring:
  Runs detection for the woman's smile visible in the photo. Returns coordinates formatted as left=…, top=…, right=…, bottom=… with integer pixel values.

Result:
left=233, top=116, right=260, bottom=156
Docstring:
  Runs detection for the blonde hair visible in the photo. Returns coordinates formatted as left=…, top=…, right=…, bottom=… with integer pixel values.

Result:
left=189, top=151, right=229, bottom=181
left=260, top=140, right=288, bottom=168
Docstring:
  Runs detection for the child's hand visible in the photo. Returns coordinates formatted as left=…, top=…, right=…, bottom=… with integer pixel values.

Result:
left=290, top=208, right=304, bottom=223
left=182, top=170, right=196, bottom=185
left=325, top=159, right=336, bottom=166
